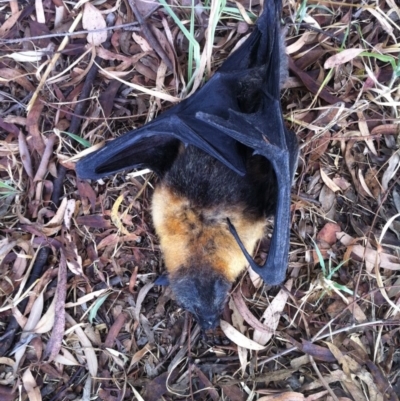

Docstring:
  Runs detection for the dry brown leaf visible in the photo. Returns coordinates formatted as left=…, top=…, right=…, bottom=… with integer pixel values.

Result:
left=33, top=297, right=55, bottom=334
left=237, top=345, right=248, bottom=377
left=345, top=242, right=400, bottom=271
left=65, top=313, right=98, bottom=377
left=0, top=68, right=35, bottom=91
left=290, top=354, right=310, bottom=369
left=229, top=297, right=246, bottom=334
left=63, top=199, right=76, bottom=230
left=382, top=151, right=400, bottom=192
left=35, top=0, right=45, bottom=23
left=150, top=24, right=175, bottom=73
left=18, top=132, right=33, bottom=179
left=33, top=134, right=56, bottom=182
left=127, top=344, right=153, bottom=372
left=324, top=48, right=364, bottom=69
left=96, top=232, right=140, bottom=250
left=192, top=364, right=220, bottom=401
left=61, top=226, right=84, bottom=276
left=332, top=176, right=351, bottom=191
left=6, top=50, right=47, bottom=62
left=133, top=283, right=154, bottom=325
left=295, top=340, right=337, bottom=362
left=76, top=179, right=97, bottom=213
left=44, top=251, right=67, bottom=362
left=258, top=392, right=304, bottom=401
left=111, top=194, right=131, bottom=235
left=143, top=370, right=179, bottom=401
left=329, top=399, right=355, bottom=401
left=308, top=131, right=331, bottom=163
left=338, top=357, right=383, bottom=401
left=54, top=348, right=80, bottom=366
left=0, top=9, right=22, bottom=36
left=132, top=32, right=152, bottom=52
left=65, top=289, right=108, bottom=308
left=0, top=239, right=18, bottom=265
left=317, top=222, right=341, bottom=246
left=344, top=140, right=369, bottom=198
left=248, top=266, right=263, bottom=288
left=326, top=342, right=354, bottom=375
left=26, top=97, right=45, bottom=155
left=22, top=369, right=42, bottom=401
left=320, top=169, right=341, bottom=193
left=76, top=215, right=111, bottom=229
left=229, top=296, right=249, bottom=374
left=232, top=289, right=274, bottom=334
left=253, top=279, right=292, bottom=345
left=367, top=8, right=394, bottom=38
left=357, top=169, right=375, bottom=198
left=82, top=3, right=107, bottom=46
left=357, top=111, right=377, bottom=156
left=346, top=297, right=367, bottom=322
left=304, top=390, right=329, bottom=401
left=54, top=4, right=65, bottom=29
left=258, top=370, right=296, bottom=387
left=220, top=320, right=265, bottom=350
left=14, top=290, right=46, bottom=372
left=364, top=167, right=381, bottom=198
left=221, top=385, right=246, bottom=401
left=286, top=32, right=317, bottom=54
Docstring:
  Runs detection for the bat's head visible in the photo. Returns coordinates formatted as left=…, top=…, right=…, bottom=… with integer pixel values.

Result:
left=169, top=265, right=231, bottom=330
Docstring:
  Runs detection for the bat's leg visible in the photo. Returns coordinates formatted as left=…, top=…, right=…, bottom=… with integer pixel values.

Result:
left=226, top=153, right=291, bottom=285
left=226, top=165, right=291, bottom=285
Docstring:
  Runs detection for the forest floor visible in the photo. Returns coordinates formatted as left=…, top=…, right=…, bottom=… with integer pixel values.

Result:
left=0, top=0, right=399, bottom=400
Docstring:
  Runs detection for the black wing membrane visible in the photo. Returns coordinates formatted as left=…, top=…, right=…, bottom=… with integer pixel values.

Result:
left=76, top=70, right=253, bottom=180
left=76, top=0, right=298, bottom=285
left=197, top=0, right=299, bottom=284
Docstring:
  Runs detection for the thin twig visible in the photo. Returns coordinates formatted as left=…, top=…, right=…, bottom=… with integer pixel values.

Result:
left=309, top=355, right=340, bottom=401
left=127, top=0, right=173, bottom=70
left=257, top=319, right=387, bottom=366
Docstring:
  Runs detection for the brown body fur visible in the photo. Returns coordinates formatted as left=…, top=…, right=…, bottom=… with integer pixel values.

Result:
left=147, top=141, right=277, bottom=329
left=152, top=184, right=266, bottom=282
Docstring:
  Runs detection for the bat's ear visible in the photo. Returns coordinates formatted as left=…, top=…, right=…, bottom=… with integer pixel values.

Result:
left=76, top=135, right=180, bottom=180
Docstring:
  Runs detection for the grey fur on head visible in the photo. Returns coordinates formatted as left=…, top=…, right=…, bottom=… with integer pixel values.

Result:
left=169, top=265, right=231, bottom=330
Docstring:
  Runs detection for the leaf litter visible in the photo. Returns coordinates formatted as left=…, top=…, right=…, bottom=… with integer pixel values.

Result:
left=0, top=0, right=399, bottom=400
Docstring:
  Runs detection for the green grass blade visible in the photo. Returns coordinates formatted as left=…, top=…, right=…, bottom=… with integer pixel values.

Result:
left=158, top=0, right=201, bottom=90
left=60, top=131, right=91, bottom=148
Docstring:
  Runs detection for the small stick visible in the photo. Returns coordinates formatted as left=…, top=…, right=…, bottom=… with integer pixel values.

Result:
left=127, top=0, right=173, bottom=70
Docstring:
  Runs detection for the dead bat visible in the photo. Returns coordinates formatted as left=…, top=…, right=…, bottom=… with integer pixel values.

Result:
left=76, top=0, right=298, bottom=330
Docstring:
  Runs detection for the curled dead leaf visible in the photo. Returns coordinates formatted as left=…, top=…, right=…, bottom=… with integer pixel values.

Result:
left=220, top=320, right=265, bottom=350
left=320, top=169, right=341, bottom=193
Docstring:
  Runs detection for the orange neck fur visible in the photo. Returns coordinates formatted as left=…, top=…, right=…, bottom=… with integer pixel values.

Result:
left=152, top=184, right=266, bottom=282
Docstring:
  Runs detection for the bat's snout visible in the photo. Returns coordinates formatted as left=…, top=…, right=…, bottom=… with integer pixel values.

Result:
left=169, top=266, right=231, bottom=331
